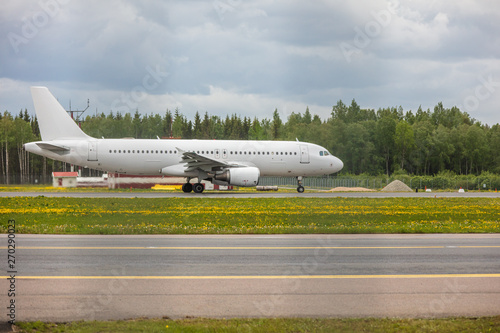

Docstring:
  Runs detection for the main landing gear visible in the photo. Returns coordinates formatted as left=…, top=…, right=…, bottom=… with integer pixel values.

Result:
left=181, top=183, right=192, bottom=193
left=182, top=180, right=204, bottom=193
left=297, top=176, right=305, bottom=193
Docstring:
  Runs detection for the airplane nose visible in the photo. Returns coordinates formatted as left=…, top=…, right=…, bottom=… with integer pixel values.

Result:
left=331, top=156, right=343, bottom=173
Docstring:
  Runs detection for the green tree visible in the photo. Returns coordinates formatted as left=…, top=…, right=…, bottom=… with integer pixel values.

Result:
left=488, top=124, right=500, bottom=173
left=331, top=100, right=348, bottom=122
left=395, top=121, right=415, bottom=171
left=193, top=112, right=202, bottom=139
left=271, top=109, right=282, bottom=139
left=375, top=116, right=396, bottom=176
left=430, top=125, right=455, bottom=173
left=411, top=120, right=433, bottom=174
left=464, top=125, right=487, bottom=174
left=0, top=112, right=14, bottom=183
left=163, top=109, right=173, bottom=138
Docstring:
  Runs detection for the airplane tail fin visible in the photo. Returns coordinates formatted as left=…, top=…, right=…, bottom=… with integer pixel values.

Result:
left=31, top=86, right=91, bottom=141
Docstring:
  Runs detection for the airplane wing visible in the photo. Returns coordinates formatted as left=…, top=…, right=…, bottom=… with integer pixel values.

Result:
left=177, top=148, right=242, bottom=173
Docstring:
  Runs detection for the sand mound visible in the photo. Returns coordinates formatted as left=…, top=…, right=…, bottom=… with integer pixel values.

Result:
left=381, top=180, right=413, bottom=192
left=329, top=187, right=376, bottom=192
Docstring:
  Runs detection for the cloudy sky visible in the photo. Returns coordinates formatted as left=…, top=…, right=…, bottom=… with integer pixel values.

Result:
left=1, top=0, right=499, bottom=125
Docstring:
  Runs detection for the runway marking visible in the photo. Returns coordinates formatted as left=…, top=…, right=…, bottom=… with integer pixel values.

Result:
left=16, top=245, right=500, bottom=250
left=4, top=274, right=500, bottom=279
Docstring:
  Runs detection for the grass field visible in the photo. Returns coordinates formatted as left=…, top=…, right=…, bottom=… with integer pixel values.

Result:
left=15, top=316, right=500, bottom=332
left=1, top=196, right=499, bottom=234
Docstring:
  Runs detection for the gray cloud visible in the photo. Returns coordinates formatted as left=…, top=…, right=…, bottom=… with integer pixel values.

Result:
left=1, top=0, right=499, bottom=125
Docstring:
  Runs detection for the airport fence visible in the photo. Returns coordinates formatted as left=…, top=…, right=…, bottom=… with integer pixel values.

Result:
left=259, top=174, right=500, bottom=191
left=2, top=173, right=500, bottom=191
left=258, top=176, right=387, bottom=190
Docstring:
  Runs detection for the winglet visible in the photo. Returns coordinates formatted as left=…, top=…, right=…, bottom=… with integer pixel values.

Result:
left=31, top=87, right=91, bottom=141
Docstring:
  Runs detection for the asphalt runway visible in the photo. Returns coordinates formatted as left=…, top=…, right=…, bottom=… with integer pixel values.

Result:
left=1, top=190, right=500, bottom=198
left=1, top=234, right=499, bottom=321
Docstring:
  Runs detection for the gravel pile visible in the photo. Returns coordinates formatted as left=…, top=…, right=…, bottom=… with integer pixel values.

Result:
left=381, top=180, right=413, bottom=192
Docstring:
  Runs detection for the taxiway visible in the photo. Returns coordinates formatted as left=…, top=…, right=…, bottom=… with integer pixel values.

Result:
left=1, top=234, right=499, bottom=321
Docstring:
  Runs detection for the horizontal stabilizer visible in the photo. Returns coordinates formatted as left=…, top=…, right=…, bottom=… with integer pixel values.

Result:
left=36, top=142, right=70, bottom=152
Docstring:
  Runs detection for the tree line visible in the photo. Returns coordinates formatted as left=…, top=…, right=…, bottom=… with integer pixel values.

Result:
left=1, top=100, right=499, bottom=184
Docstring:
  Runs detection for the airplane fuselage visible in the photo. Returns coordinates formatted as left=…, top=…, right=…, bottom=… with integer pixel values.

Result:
left=24, top=139, right=342, bottom=177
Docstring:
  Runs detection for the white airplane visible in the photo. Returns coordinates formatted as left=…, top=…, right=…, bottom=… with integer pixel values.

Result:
left=24, top=87, right=343, bottom=193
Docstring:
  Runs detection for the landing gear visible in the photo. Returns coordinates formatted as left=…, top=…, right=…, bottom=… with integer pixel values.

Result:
left=193, top=183, right=204, bottom=193
left=182, top=183, right=193, bottom=193
left=182, top=179, right=204, bottom=194
left=297, top=176, right=305, bottom=193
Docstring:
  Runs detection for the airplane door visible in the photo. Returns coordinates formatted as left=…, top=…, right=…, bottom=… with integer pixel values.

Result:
left=88, top=142, right=98, bottom=161
left=299, top=145, right=309, bottom=164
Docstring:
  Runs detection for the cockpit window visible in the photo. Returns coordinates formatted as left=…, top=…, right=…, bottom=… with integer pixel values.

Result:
left=319, top=151, right=330, bottom=156
left=319, top=151, right=324, bottom=156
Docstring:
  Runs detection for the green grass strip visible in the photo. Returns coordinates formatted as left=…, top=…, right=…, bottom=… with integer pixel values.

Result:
left=15, top=316, right=500, bottom=333
left=1, top=197, right=499, bottom=234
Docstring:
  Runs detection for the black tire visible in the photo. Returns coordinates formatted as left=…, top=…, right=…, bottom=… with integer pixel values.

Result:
left=297, top=186, right=305, bottom=193
left=193, top=183, right=204, bottom=193
left=182, top=183, right=193, bottom=193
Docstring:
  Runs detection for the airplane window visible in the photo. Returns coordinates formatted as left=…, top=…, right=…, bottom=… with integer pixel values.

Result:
left=294, top=152, right=297, bottom=155
left=285, top=152, right=288, bottom=155
left=127, top=150, right=130, bottom=153
left=280, top=152, right=283, bottom=155
left=119, top=150, right=121, bottom=153
left=169, top=150, right=172, bottom=154
left=240, top=151, right=242, bottom=154
left=155, top=150, right=158, bottom=154
left=253, top=152, right=256, bottom=155
left=146, top=150, right=149, bottom=153
left=267, top=152, right=270, bottom=155
left=160, top=150, right=163, bottom=154
left=174, top=150, right=177, bottom=154
left=211, top=151, right=214, bottom=154
left=109, top=150, right=112, bottom=153
left=197, top=151, right=200, bottom=154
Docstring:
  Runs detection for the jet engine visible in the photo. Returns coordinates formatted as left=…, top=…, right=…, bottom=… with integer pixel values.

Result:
left=214, top=166, right=260, bottom=187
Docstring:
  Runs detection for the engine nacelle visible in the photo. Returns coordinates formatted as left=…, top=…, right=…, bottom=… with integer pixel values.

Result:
left=214, top=167, right=260, bottom=187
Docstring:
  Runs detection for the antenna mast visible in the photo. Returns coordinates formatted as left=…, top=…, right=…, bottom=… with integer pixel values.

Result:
left=67, top=98, right=90, bottom=128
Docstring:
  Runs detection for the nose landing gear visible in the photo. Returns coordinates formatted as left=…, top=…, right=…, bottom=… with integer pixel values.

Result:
left=297, top=176, right=305, bottom=193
